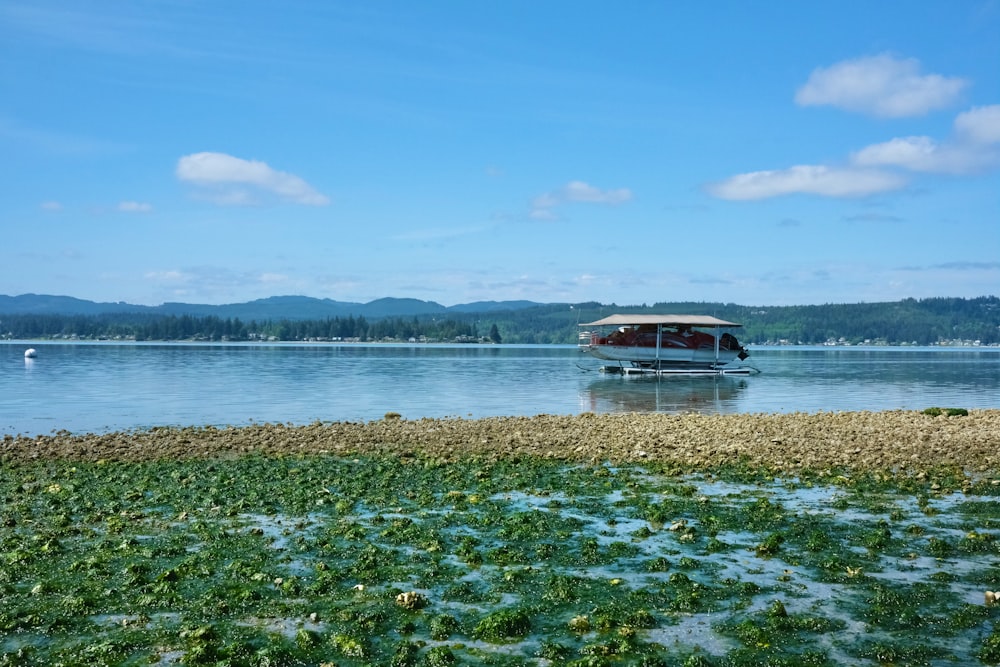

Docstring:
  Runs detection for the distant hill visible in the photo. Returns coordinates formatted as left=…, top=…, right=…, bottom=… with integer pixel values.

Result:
left=448, top=300, right=541, bottom=313
left=362, top=297, right=448, bottom=317
left=154, top=296, right=366, bottom=320
left=2, top=294, right=998, bottom=345
left=0, top=294, right=148, bottom=316
left=0, top=293, right=542, bottom=321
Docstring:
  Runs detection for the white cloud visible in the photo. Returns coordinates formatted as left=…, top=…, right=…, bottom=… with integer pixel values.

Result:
left=705, top=165, right=906, bottom=200
left=530, top=180, right=632, bottom=219
left=708, top=52, right=994, bottom=201
left=712, top=107, right=1000, bottom=197
left=118, top=200, right=152, bottom=213
left=40, top=201, right=62, bottom=211
left=259, top=272, right=290, bottom=283
left=176, top=152, right=330, bottom=206
left=851, top=135, right=997, bottom=174
left=142, top=267, right=305, bottom=302
left=954, top=104, right=1000, bottom=144
left=851, top=105, right=1000, bottom=174
left=144, top=269, right=189, bottom=283
left=852, top=137, right=939, bottom=171
left=562, top=180, right=632, bottom=204
left=795, top=54, right=967, bottom=117
left=530, top=192, right=560, bottom=210
left=528, top=207, right=559, bottom=221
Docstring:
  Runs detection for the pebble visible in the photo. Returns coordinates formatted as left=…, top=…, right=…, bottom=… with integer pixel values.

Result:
left=2, top=410, right=998, bottom=474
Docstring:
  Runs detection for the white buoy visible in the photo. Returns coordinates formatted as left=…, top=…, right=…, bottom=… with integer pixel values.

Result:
left=24, top=348, right=37, bottom=358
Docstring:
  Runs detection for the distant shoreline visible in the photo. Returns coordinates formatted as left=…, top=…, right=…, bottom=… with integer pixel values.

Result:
left=5, top=338, right=998, bottom=348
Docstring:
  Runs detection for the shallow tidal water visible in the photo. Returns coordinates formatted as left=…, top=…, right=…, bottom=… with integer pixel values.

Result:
left=3, top=342, right=1000, bottom=664
left=2, top=342, right=999, bottom=437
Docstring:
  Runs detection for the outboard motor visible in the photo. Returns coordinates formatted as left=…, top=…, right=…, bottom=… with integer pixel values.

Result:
left=721, top=332, right=750, bottom=360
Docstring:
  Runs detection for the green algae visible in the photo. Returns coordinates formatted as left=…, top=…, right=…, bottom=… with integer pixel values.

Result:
left=922, top=407, right=970, bottom=417
left=2, top=455, right=999, bottom=665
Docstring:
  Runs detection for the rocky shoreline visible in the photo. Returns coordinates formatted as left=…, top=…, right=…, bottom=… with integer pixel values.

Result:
left=4, top=409, right=999, bottom=473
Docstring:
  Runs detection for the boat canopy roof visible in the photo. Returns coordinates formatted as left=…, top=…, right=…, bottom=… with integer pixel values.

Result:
left=580, top=314, right=742, bottom=328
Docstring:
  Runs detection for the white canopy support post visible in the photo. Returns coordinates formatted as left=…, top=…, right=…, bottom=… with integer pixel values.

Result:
left=655, top=323, right=662, bottom=366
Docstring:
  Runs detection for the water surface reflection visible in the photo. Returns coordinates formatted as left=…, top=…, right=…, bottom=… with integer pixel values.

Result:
left=582, top=375, right=749, bottom=414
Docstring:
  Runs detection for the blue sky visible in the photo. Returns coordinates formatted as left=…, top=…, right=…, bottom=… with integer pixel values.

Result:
left=2, top=1, right=998, bottom=307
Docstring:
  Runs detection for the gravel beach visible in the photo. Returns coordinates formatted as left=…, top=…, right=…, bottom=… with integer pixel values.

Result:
left=4, top=410, right=999, bottom=473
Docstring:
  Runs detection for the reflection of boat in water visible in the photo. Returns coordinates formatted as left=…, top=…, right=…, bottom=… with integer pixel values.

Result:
left=582, top=374, right=749, bottom=414
left=579, top=314, right=758, bottom=375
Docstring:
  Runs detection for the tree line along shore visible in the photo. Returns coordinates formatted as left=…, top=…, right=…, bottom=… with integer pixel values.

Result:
left=2, top=295, right=999, bottom=345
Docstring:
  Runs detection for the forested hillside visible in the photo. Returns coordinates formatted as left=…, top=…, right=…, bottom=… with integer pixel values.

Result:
left=1, top=296, right=997, bottom=345
left=485, top=297, right=1000, bottom=345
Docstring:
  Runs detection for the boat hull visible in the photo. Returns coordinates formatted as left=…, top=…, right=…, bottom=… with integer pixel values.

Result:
left=582, top=343, right=742, bottom=366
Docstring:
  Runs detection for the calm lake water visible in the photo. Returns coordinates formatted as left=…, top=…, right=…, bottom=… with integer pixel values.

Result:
left=2, top=341, right=999, bottom=437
